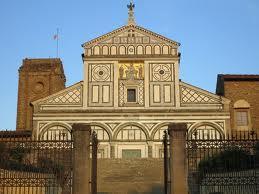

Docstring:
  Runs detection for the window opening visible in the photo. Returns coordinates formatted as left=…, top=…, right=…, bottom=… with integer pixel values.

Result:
left=127, top=89, right=136, bottom=102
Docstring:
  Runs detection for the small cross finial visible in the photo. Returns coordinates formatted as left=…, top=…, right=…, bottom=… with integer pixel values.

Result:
left=127, top=1, right=135, bottom=11
left=127, top=1, right=136, bottom=25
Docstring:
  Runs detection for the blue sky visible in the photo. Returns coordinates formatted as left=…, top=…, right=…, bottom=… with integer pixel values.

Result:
left=0, top=0, right=258, bottom=129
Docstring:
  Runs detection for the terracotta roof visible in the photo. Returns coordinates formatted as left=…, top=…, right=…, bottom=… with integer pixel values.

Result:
left=216, top=74, right=259, bottom=96
left=218, top=74, right=259, bottom=81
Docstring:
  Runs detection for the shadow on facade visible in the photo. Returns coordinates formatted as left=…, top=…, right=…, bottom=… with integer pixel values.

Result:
left=128, top=184, right=163, bottom=194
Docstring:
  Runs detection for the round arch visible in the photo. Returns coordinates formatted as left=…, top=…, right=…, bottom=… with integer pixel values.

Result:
left=89, top=122, right=112, bottom=141
left=110, top=45, right=117, bottom=55
left=188, top=122, right=225, bottom=139
left=127, top=45, right=135, bottom=55
left=93, top=46, right=100, bottom=55
left=39, top=122, right=72, bottom=140
left=234, top=99, right=250, bottom=108
left=119, top=45, right=126, bottom=55
left=113, top=122, right=150, bottom=140
left=145, top=45, right=152, bottom=55
left=151, top=122, right=170, bottom=140
left=153, top=45, right=161, bottom=55
left=162, top=45, right=169, bottom=55
left=102, top=45, right=109, bottom=55
left=136, top=45, right=144, bottom=55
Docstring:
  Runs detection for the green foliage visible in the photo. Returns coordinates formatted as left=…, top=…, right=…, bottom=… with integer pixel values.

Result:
left=0, top=142, right=6, bottom=158
left=9, top=146, right=30, bottom=162
left=198, top=147, right=255, bottom=173
left=255, top=142, right=259, bottom=166
left=38, top=157, right=69, bottom=188
left=38, top=157, right=65, bottom=174
left=0, top=144, right=33, bottom=171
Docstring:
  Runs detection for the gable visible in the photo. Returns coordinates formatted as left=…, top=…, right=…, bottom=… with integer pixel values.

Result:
left=82, top=25, right=180, bottom=57
left=32, top=81, right=83, bottom=111
left=180, top=82, right=226, bottom=107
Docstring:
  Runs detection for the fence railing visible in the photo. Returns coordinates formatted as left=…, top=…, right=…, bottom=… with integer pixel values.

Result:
left=0, top=131, right=73, bottom=194
left=187, top=131, right=259, bottom=194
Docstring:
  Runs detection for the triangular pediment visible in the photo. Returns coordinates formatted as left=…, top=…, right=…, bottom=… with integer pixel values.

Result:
left=82, top=25, right=180, bottom=48
left=82, top=25, right=180, bottom=57
left=179, top=82, right=229, bottom=106
left=32, top=81, right=83, bottom=111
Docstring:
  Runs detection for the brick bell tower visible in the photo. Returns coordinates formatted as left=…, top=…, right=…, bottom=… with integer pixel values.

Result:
left=16, top=58, right=66, bottom=131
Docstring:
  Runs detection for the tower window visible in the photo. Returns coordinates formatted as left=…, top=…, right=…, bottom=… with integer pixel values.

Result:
left=127, top=89, right=136, bottom=102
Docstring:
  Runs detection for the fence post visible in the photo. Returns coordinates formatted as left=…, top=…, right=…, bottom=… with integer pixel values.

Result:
left=163, top=131, right=168, bottom=194
left=168, top=123, right=188, bottom=194
left=92, top=131, right=98, bottom=194
left=72, top=124, right=91, bottom=194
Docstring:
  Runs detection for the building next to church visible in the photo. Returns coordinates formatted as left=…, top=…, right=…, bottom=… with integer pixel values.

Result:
left=216, top=74, right=259, bottom=133
left=14, top=3, right=258, bottom=159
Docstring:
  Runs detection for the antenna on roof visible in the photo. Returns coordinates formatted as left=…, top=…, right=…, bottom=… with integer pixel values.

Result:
left=53, top=28, right=59, bottom=58
left=127, top=1, right=136, bottom=25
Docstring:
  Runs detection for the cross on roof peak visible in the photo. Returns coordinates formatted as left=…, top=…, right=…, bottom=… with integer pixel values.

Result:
left=127, top=1, right=136, bottom=26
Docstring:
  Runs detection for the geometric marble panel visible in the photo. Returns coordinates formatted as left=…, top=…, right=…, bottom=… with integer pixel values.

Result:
left=90, top=64, right=112, bottom=82
left=181, top=86, right=220, bottom=104
left=216, top=122, right=224, bottom=129
left=40, top=83, right=82, bottom=105
left=106, top=123, right=120, bottom=131
left=150, top=63, right=173, bottom=82
left=143, top=123, right=158, bottom=131
left=48, top=87, right=81, bottom=104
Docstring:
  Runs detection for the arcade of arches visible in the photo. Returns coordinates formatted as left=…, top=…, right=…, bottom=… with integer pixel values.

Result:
left=38, top=122, right=224, bottom=158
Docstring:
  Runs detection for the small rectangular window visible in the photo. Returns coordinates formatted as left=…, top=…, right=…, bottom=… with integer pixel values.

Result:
left=127, top=89, right=136, bottom=102
left=236, top=111, right=248, bottom=126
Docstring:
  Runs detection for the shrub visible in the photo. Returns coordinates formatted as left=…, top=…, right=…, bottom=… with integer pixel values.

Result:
left=198, top=148, right=253, bottom=173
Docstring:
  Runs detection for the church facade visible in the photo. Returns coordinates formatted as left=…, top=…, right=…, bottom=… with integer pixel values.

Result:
left=17, top=3, right=231, bottom=159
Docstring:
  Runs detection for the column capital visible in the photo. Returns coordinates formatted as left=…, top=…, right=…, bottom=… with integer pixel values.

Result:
left=168, top=123, right=187, bottom=132
left=146, top=140, right=153, bottom=146
left=109, top=142, right=117, bottom=146
left=168, top=123, right=187, bottom=135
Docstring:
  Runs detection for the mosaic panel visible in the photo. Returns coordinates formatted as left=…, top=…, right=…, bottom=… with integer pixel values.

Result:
left=119, top=63, right=144, bottom=80
left=118, top=62, right=144, bottom=107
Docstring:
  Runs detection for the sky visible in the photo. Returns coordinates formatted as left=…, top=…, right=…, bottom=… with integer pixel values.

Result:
left=0, top=0, right=258, bottom=129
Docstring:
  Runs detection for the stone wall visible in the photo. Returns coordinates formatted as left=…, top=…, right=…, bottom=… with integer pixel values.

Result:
left=97, top=159, right=164, bottom=194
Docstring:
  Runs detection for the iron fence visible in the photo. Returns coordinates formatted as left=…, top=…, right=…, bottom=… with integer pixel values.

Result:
left=187, top=131, right=259, bottom=194
left=0, top=131, right=73, bottom=194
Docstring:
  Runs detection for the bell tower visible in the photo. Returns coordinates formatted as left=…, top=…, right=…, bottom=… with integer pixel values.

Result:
left=16, top=58, right=66, bottom=131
